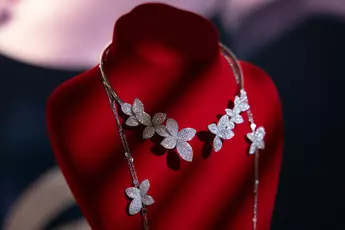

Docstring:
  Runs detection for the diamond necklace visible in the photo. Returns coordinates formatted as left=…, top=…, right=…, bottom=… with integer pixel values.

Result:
left=99, top=42, right=265, bottom=230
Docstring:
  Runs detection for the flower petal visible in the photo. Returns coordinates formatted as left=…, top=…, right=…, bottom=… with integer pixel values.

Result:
left=213, top=136, right=222, bottom=152
left=249, top=143, right=257, bottom=154
left=121, top=103, right=133, bottom=116
left=256, top=127, right=266, bottom=140
left=139, top=179, right=150, bottom=194
left=247, top=132, right=254, bottom=142
left=239, top=102, right=250, bottom=112
left=125, top=187, right=140, bottom=199
left=178, top=128, right=196, bottom=141
left=132, top=98, right=144, bottom=113
left=143, top=126, right=155, bottom=139
left=136, top=112, right=151, bottom=126
left=231, top=114, right=244, bottom=124
left=125, top=116, right=140, bottom=127
left=257, top=140, right=265, bottom=150
left=218, top=128, right=234, bottom=140
left=218, top=115, right=233, bottom=130
left=240, top=89, right=247, bottom=97
left=234, top=95, right=241, bottom=107
left=155, top=125, right=170, bottom=137
left=166, top=118, right=178, bottom=137
left=152, top=113, right=166, bottom=126
left=239, top=90, right=250, bottom=111
left=141, top=195, right=155, bottom=206
left=225, top=108, right=234, bottom=117
left=161, top=137, right=177, bottom=149
left=234, top=96, right=241, bottom=106
left=128, top=198, right=142, bottom=215
left=208, top=123, right=218, bottom=135
left=176, top=141, right=193, bottom=162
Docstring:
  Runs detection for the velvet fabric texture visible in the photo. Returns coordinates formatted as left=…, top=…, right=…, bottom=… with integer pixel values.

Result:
left=46, top=3, right=283, bottom=230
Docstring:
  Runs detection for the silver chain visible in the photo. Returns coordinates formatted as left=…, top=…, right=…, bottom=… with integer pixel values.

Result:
left=101, top=83, right=149, bottom=229
left=220, top=44, right=259, bottom=230
left=100, top=42, right=259, bottom=230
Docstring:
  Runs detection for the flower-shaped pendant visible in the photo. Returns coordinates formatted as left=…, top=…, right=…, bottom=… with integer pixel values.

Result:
left=208, top=115, right=235, bottom=152
left=247, top=126, right=266, bottom=154
left=160, top=119, right=196, bottom=162
left=125, top=179, right=154, bottom=215
left=121, top=98, right=168, bottom=139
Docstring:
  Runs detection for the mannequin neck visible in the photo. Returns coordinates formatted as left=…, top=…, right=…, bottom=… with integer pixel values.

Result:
left=106, top=3, right=219, bottom=70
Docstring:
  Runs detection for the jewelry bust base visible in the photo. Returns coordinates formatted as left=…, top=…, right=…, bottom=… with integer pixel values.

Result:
left=46, top=3, right=284, bottom=230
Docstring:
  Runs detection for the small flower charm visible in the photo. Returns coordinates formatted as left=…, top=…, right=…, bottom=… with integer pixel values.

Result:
left=225, top=108, right=244, bottom=124
left=236, top=89, right=250, bottom=112
left=142, top=113, right=168, bottom=139
left=247, top=126, right=266, bottom=154
left=121, top=98, right=150, bottom=127
left=208, top=115, right=235, bottom=152
left=225, top=90, right=250, bottom=124
left=160, top=119, right=196, bottom=162
left=121, top=98, right=168, bottom=139
left=208, top=89, right=251, bottom=152
left=125, top=179, right=155, bottom=215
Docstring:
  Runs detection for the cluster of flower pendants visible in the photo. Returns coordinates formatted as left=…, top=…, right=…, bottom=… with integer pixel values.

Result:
left=121, top=89, right=266, bottom=215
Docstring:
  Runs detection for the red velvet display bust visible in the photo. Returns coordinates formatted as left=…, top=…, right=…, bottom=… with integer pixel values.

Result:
left=46, top=3, right=283, bottom=230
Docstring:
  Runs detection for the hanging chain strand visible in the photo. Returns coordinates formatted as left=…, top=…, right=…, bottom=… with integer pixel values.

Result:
left=101, top=74, right=149, bottom=230
left=100, top=42, right=258, bottom=230
left=220, top=43, right=259, bottom=230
